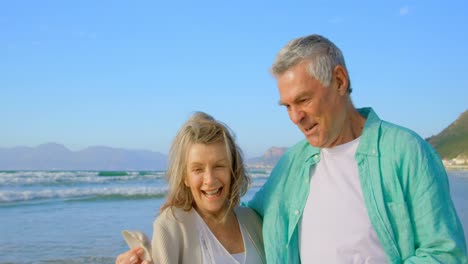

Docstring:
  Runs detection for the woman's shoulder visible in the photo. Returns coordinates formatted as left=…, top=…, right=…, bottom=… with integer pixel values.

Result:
left=235, top=206, right=265, bottom=260
left=154, top=207, right=196, bottom=227
left=151, top=207, right=202, bottom=263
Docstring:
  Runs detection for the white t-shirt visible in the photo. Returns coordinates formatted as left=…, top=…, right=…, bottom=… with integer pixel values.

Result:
left=299, top=137, right=387, bottom=263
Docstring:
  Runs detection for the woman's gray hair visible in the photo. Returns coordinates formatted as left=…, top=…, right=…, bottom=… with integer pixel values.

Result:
left=270, top=34, right=352, bottom=93
left=160, top=111, right=250, bottom=218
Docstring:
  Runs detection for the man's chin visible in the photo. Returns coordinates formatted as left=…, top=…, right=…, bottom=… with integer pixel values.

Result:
left=306, top=137, right=322, bottom=148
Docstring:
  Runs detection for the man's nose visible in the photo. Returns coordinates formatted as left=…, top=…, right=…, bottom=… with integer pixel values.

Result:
left=289, top=107, right=304, bottom=124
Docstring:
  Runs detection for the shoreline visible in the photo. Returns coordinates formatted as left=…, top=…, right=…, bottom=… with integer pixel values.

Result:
left=445, top=165, right=468, bottom=171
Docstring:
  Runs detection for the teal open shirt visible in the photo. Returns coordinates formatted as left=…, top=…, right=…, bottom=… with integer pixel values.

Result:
left=247, top=107, right=467, bottom=263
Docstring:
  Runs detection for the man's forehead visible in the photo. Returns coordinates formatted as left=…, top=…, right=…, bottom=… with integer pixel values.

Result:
left=280, top=70, right=296, bottom=81
left=277, top=61, right=310, bottom=81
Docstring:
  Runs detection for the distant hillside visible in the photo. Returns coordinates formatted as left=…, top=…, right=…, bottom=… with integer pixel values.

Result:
left=0, top=143, right=167, bottom=170
left=427, top=110, right=468, bottom=159
left=247, top=147, right=288, bottom=169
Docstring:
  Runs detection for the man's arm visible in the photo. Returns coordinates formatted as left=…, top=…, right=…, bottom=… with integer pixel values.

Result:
left=403, top=145, right=467, bottom=263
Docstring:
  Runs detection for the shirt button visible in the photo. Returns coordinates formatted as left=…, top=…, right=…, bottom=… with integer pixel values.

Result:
left=294, top=210, right=299, bottom=215
left=305, top=178, right=309, bottom=183
left=372, top=149, right=376, bottom=154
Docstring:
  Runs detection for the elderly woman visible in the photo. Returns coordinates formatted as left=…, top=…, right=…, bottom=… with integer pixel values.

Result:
left=116, top=112, right=265, bottom=264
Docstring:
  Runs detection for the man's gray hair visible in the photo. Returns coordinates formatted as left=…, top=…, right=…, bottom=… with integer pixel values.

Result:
left=270, top=34, right=352, bottom=93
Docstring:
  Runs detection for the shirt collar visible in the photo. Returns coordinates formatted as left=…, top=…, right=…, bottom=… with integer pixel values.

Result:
left=301, top=107, right=381, bottom=160
left=356, top=107, right=381, bottom=156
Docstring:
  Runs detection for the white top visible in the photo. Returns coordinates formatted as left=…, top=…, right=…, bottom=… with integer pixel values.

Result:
left=195, top=210, right=262, bottom=264
left=232, top=252, right=246, bottom=263
left=299, top=137, right=387, bottom=263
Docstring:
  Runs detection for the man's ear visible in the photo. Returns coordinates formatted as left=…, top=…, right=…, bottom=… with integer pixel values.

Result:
left=333, top=65, right=349, bottom=96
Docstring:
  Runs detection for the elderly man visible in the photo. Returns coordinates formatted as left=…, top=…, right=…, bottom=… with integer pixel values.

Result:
left=117, top=34, right=467, bottom=263
left=248, top=34, right=466, bottom=263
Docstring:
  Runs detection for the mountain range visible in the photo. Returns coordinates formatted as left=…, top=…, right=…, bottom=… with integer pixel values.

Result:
left=0, top=143, right=166, bottom=170
left=0, top=142, right=286, bottom=171
left=0, top=110, right=465, bottom=170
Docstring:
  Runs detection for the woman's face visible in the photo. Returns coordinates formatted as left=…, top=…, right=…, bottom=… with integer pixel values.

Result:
left=184, top=141, right=232, bottom=218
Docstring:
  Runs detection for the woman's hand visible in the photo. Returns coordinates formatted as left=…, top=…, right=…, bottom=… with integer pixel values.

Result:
left=115, top=247, right=151, bottom=264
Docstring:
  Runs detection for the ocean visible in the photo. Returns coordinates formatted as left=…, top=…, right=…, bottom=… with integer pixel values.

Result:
left=1, top=170, right=467, bottom=264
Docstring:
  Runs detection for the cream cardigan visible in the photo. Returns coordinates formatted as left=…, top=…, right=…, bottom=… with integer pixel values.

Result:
left=151, top=206, right=266, bottom=264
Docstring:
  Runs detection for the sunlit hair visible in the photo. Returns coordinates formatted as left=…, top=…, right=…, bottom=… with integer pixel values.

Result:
left=270, top=34, right=352, bottom=94
left=160, top=112, right=250, bottom=218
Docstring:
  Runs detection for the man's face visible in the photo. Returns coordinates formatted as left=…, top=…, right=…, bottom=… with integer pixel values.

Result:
left=277, top=61, right=347, bottom=148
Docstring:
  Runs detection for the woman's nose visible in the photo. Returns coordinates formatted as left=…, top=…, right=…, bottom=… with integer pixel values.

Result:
left=203, top=168, right=216, bottom=185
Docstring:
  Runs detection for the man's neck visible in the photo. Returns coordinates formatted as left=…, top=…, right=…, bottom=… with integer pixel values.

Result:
left=328, top=104, right=366, bottom=148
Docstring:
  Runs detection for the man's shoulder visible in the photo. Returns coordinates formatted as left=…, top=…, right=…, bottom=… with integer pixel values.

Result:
left=379, top=120, right=426, bottom=145
left=361, top=107, right=424, bottom=144
left=374, top=119, right=439, bottom=163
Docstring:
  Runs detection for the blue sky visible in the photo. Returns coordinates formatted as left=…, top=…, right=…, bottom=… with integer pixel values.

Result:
left=1, top=0, right=467, bottom=158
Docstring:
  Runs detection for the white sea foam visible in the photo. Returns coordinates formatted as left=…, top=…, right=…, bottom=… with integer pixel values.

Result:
left=0, top=171, right=165, bottom=186
left=0, top=186, right=168, bottom=203
left=0, top=170, right=270, bottom=204
left=249, top=171, right=270, bottom=179
left=250, top=180, right=267, bottom=187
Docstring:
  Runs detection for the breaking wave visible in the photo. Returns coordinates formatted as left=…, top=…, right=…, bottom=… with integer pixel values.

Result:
left=0, top=186, right=167, bottom=204
left=0, top=170, right=165, bottom=186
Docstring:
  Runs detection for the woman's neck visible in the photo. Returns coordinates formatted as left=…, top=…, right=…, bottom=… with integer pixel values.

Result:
left=195, top=207, right=244, bottom=254
left=195, top=206, right=234, bottom=226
